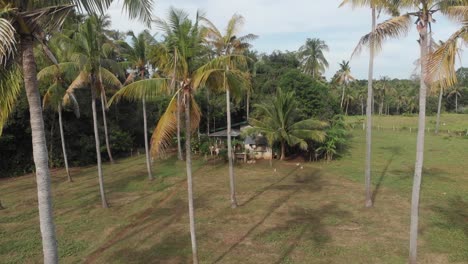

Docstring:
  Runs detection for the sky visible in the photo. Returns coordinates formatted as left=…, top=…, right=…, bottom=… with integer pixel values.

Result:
left=106, top=0, right=466, bottom=80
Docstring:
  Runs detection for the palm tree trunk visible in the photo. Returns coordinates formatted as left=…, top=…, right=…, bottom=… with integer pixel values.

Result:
left=177, top=92, right=183, bottom=160
left=206, top=90, right=210, bottom=135
left=22, top=36, right=58, bottom=264
left=225, top=77, right=238, bottom=208
left=364, top=7, right=376, bottom=208
left=361, top=98, right=364, bottom=116
left=100, top=92, right=114, bottom=163
left=142, top=98, right=153, bottom=180
left=92, top=84, right=109, bottom=208
left=49, top=115, right=55, bottom=166
left=435, top=87, right=443, bottom=134
left=455, top=94, right=458, bottom=113
left=58, top=105, right=72, bottom=182
left=184, top=92, right=199, bottom=264
left=345, top=99, right=349, bottom=115
left=341, top=86, right=346, bottom=109
left=280, top=140, right=286, bottom=160
left=246, top=89, right=250, bottom=120
left=409, top=22, right=429, bottom=264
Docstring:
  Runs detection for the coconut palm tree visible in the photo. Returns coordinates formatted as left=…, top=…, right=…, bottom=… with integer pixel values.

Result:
left=357, top=1, right=467, bottom=262
left=154, top=8, right=203, bottom=161
left=334, top=60, right=355, bottom=109
left=199, top=14, right=257, bottom=208
left=247, top=87, right=327, bottom=160
left=297, top=38, right=329, bottom=79
left=65, top=15, right=125, bottom=208
left=150, top=9, right=206, bottom=263
left=111, top=30, right=158, bottom=180
left=39, top=62, right=80, bottom=182
left=0, top=1, right=152, bottom=263
left=448, top=85, right=463, bottom=112
left=340, top=0, right=402, bottom=208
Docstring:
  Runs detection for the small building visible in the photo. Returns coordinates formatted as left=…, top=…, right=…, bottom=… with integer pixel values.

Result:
left=243, top=133, right=272, bottom=160
left=207, top=123, right=273, bottom=161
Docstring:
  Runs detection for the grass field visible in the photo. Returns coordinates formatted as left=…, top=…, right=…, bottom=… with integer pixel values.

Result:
left=346, top=113, right=468, bottom=134
left=0, top=116, right=467, bottom=263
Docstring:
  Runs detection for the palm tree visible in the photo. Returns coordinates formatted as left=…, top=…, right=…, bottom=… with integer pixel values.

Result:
left=65, top=16, right=126, bottom=208
left=340, top=0, right=402, bottom=208
left=359, top=1, right=467, bottom=262
left=39, top=62, right=80, bottom=182
left=154, top=8, right=203, bottom=161
left=111, top=30, right=158, bottom=180
left=199, top=14, right=257, bottom=208
left=247, top=87, right=327, bottom=160
left=0, top=1, right=152, bottom=263
left=298, top=38, right=329, bottom=79
left=150, top=9, right=206, bottom=263
left=448, top=85, right=463, bottom=113
left=334, top=60, right=355, bottom=109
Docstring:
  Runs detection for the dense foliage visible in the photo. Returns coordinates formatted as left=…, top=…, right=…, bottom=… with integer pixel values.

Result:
left=1, top=13, right=466, bottom=178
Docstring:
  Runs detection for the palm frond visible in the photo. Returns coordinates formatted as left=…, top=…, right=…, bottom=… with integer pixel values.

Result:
left=427, top=25, right=467, bottom=88
left=0, top=65, right=22, bottom=136
left=0, top=18, right=16, bottom=66
left=352, top=14, right=412, bottom=57
left=443, top=6, right=468, bottom=22
left=67, top=71, right=89, bottom=93
left=150, top=93, right=178, bottom=158
left=99, top=67, right=122, bottom=90
left=108, top=77, right=170, bottom=106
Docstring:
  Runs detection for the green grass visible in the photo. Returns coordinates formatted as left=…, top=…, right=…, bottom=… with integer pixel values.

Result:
left=0, top=116, right=467, bottom=263
left=346, top=113, right=468, bottom=134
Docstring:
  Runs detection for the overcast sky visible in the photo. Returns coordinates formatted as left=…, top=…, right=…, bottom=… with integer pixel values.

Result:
left=106, top=0, right=466, bottom=80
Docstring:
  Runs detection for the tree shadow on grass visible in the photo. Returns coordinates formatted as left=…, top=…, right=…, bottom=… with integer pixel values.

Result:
left=109, top=231, right=191, bottom=264
left=425, top=196, right=468, bottom=261
left=85, top=196, right=208, bottom=263
left=371, top=146, right=402, bottom=205
left=272, top=203, right=351, bottom=264
left=239, top=167, right=319, bottom=206
left=213, top=169, right=324, bottom=263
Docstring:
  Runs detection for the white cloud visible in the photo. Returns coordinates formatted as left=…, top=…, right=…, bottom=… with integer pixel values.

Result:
left=106, top=0, right=467, bottom=80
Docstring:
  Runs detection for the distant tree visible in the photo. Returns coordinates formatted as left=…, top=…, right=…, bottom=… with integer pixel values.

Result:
left=448, top=85, right=463, bottom=113
left=111, top=30, right=158, bottom=180
left=333, top=60, right=355, bottom=109
left=298, top=38, right=329, bottom=79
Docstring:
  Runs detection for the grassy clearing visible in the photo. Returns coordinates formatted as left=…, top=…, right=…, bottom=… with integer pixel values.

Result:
left=0, top=116, right=467, bottom=263
left=346, top=113, right=468, bottom=134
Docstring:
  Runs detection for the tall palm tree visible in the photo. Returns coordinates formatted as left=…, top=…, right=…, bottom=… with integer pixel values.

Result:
left=358, top=1, right=467, bottom=262
left=65, top=16, right=125, bottom=208
left=247, top=87, right=327, bottom=160
left=341, top=0, right=402, bottom=208
left=112, top=30, right=158, bottom=180
left=298, top=38, right=329, bottom=79
left=150, top=9, right=206, bottom=263
left=39, top=62, right=80, bottom=182
left=0, top=1, right=152, bottom=263
left=334, top=60, right=355, bottom=109
left=199, top=14, right=257, bottom=208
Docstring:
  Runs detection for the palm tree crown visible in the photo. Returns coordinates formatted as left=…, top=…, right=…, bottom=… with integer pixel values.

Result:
left=298, top=38, right=329, bottom=79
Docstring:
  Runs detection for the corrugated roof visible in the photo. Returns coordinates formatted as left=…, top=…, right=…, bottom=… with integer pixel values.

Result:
left=208, top=129, right=241, bottom=137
